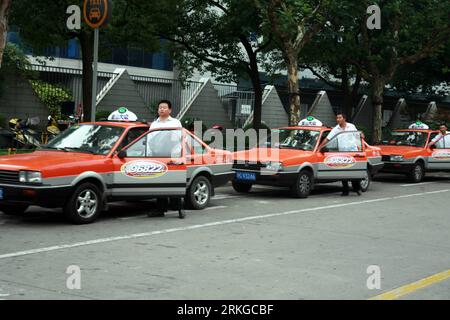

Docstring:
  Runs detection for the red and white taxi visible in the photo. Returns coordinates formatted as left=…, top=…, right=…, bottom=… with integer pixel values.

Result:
left=0, top=121, right=233, bottom=224
left=232, top=121, right=383, bottom=198
left=376, top=126, right=450, bottom=182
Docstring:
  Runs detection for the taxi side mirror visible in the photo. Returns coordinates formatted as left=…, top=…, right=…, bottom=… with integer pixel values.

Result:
left=117, top=150, right=127, bottom=159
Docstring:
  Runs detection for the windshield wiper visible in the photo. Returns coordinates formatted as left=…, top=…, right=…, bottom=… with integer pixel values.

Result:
left=61, top=147, right=96, bottom=154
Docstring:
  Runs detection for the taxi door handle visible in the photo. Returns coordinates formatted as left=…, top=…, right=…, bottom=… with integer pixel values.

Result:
left=354, top=153, right=365, bottom=158
left=168, top=161, right=185, bottom=166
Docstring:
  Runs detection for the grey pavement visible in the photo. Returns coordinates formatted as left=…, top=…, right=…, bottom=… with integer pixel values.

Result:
left=0, top=173, right=449, bottom=300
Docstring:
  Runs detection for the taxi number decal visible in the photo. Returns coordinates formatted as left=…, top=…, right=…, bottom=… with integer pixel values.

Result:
left=121, top=161, right=168, bottom=179
left=431, top=150, right=450, bottom=160
left=324, top=155, right=356, bottom=169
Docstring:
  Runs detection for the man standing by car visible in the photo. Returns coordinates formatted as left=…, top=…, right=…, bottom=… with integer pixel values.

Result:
left=148, top=100, right=185, bottom=219
left=428, top=124, right=450, bottom=149
left=318, top=113, right=362, bottom=196
left=150, top=100, right=182, bottom=129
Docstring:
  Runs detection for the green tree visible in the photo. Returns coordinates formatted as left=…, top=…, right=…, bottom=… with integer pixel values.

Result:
left=343, top=0, right=450, bottom=142
left=10, top=0, right=97, bottom=120
left=117, top=0, right=272, bottom=130
left=257, top=0, right=330, bottom=125
left=0, top=0, right=12, bottom=69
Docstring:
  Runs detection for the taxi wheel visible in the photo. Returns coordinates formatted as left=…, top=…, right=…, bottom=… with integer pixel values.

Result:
left=232, top=181, right=252, bottom=193
left=408, top=162, right=425, bottom=183
left=0, top=204, right=29, bottom=216
left=64, top=183, right=102, bottom=224
left=186, top=176, right=212, bottom=210
left=291, top=170, right=313, bottom=198
left=360, top=170, right=371, bottom=193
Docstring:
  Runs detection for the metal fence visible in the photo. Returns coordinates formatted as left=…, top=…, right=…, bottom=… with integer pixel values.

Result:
left=131, top=75, right=204, bottom=117
left=213, top=83, right=272, bottom=127
left=29, top=65, right=117, bottom=115
left=28, top=65, right=205, bottom=118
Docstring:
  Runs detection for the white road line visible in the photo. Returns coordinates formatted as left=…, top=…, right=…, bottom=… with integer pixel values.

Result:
left=0, top=189, right=448, bottom=260
left=204, top=206, right=228, bottom=211
left=401, top=182, right=434, bottom=187
left=212, top=195, right=242, bottom=200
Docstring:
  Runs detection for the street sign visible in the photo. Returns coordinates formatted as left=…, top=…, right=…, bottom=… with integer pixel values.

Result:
left=241, top=105, right=252, bottom=115
left=83, top=0, right=112, bottom=29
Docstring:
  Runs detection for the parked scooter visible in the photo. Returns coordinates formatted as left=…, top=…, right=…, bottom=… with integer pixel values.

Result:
left=8, top=117, right=42, bottom=149
left=42, top=114, right=61, bottom=144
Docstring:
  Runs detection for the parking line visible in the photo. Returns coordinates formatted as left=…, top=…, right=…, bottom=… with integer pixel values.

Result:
left=369, top=269, right=450, bottom=300
left=0, top=189, right=448, bottom=260
left=400, top=182, right=434, bottom=187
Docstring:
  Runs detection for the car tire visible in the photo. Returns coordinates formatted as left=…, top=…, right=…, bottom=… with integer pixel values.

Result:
left=63, top=183, right=103, bottom=224
left=0, top=204, right=29, bottom=216
left=408, top=162, right=425, bottom=183
left=232, top=181, right=252, bottom=193
left=185, top=176, right=212, bottom=210
left=360, top=169, right=371, bottom=193
left=291, top=170, right=314, bottom=198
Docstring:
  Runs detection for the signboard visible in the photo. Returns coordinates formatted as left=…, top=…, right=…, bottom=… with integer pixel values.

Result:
left=83, top=0, right=112, bottom=29
left=241, top=105, right=252, bottom=115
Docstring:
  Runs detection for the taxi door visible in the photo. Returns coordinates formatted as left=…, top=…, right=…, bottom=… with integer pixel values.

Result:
left=427, top=132, right=450, bottom=170
left=316, top=131, right=368, bottom=180
left=111, top=128, right=187, bottom=198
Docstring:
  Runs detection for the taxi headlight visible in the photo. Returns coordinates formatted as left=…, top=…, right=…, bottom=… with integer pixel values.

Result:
left=19, top=171, right=42, bottom=184
left=266, top=162, right=283, bottom=171
left=390, top=155, right=404, bottom=162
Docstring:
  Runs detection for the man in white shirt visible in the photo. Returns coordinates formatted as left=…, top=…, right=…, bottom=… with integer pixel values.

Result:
left=428, top=124, right=450, bottom=149
left=148, top=100, right=185, bottom=219
left=318, top=113, right=358, bottom=151
left=318, top=113, right=362, bottom=196
left=150, top=100, right=182, bottom=129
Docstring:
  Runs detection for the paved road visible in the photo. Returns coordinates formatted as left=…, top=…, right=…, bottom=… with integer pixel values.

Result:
left=0, top=173, right=449, bottom=300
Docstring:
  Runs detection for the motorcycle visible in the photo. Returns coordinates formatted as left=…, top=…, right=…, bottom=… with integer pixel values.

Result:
left=8, top=117, right=42, bottom=149
left=42, top=115, right=61, bottom=144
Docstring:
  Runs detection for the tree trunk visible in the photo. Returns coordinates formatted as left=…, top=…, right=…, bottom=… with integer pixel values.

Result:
left=371, top=78, right=385, bottom=143
left=78, top=31, right=94, bottom=122
left=0, top=0, right=11, bottom=69
left=286, top=54, right=300, bottom=125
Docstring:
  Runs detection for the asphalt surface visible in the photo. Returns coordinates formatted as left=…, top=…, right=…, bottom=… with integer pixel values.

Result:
left=0, top=173, right=449, bottom=300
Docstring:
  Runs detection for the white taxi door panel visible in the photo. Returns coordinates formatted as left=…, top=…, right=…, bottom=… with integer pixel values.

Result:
left=317, top=131, right=367, bottom=180
left=111, top=129, right=187, bottom=197
left=428, top=133, right=450, bottom=170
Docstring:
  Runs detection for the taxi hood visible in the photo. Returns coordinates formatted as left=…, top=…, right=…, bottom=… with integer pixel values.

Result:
left=0, top=151, right=101, bottom=172
left=376, top=145, right=424, bottom=156
left=233, top=148, right=313, bottom=163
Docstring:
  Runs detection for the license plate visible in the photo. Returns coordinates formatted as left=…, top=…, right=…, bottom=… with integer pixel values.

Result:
left=235, top=172, right=257, bottom=181
left=0, top=188, right=3, bottom=200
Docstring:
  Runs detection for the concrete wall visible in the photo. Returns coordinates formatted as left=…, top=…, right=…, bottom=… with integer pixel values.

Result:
left=307, top=91, right=336, bottom=127
left=261, top=87, right=289, bottom=128
left=353, top=96, right=374, bottom=133
left=96, top=70, right=150, bottom=120
left=0, top=70, right=49, bottom=129
left=183, top=80, right=234, bottom=129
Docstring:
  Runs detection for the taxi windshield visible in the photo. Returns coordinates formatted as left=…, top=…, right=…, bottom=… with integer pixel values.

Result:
left=44, top=124, right=125, bottom=155
left=261, top=129, right=320, bottom=151
left=380, top=131, right=428, bottom=147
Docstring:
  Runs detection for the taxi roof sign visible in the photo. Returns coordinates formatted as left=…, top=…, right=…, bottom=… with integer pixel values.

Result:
left=298, top=117, right=323, bottom=127
left=108, top=108, right=138, bottom=122
left=408, top=121, right=429, bottom=130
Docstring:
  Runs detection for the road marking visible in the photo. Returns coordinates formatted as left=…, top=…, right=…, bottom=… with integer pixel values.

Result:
left=0, top=189, right=448, bottom=260
left=204, top=206, right=228, bottom=211
left=400, top=182, right=434, bottom=187
left=213, top=195, right=242, bottom=200
left=369, top=269, right=450, bottom=300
